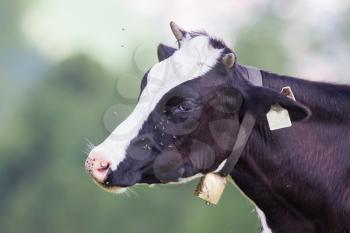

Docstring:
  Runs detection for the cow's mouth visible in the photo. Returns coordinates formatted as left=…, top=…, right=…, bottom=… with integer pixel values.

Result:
left=85, top=165, right=128, bottom=194
left=92, top=180, right=128, bottom=194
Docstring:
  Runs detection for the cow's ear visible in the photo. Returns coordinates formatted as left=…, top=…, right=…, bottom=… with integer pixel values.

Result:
left=157, top=44, right=177, bottom=61
left=244, top=86, right=311, bottom=122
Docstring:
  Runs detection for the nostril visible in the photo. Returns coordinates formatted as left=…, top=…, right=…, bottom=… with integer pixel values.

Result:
left=97, top=162, right=110, bottom=172
left=100, top=161, right=109, bottom=169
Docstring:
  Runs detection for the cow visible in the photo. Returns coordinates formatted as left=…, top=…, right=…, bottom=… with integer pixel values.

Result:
left=85, top=22, right=350, bottom=233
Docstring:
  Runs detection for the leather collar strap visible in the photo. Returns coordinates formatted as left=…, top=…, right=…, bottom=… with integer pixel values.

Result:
left=218, top=66, right=262, bottom=177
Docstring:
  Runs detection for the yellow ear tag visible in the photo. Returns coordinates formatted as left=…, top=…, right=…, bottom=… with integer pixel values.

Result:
left=194, top=173, right=227, bottom=206
left=266, top=104, right=292, bottom=131
left=266, top=86, right=296, bottom=131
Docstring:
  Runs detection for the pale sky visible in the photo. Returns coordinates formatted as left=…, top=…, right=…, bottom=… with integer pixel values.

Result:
left=21, top=0, right=349, bottom=81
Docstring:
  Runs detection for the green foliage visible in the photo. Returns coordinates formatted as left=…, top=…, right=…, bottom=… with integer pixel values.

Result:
left=235, top=12, right=287, bottom=73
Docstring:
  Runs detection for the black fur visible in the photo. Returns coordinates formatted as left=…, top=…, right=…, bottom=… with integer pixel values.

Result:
left=157, top=44, right=177, bottom=61
left=104, top=33, right=350, bottom=233
left=233, top=66, right=350, bottom=233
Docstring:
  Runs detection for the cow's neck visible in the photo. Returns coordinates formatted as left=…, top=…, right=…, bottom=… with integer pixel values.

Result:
left=231, top=70, right=350, bottom=233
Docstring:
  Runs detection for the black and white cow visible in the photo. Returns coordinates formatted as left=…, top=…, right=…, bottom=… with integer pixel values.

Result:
left=85, top=22, right=350, bottom=233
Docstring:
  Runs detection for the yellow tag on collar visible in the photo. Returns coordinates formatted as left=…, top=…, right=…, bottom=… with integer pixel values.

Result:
left=194, top=173, right=227, bottom=206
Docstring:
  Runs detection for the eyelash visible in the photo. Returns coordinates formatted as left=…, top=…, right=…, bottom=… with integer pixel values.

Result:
left=175, top=103, right=189, bottom=113
left=172, top=100, right=199, bottom=114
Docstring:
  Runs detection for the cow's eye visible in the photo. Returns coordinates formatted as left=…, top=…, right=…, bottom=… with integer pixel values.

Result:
left=172, top=99, right=199, bottom=114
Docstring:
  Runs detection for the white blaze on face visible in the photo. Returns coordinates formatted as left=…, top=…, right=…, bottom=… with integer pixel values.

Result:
left=91, top=35, right=223, bottom=171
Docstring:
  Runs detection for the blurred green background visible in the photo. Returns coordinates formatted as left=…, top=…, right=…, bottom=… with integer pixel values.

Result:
left=1, top=0, right=350, bottom=233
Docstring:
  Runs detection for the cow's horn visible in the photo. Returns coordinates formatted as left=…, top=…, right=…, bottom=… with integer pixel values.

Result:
left=222, top=53, right=236, bottom=69
left=170, top=21, right=186, bottom=41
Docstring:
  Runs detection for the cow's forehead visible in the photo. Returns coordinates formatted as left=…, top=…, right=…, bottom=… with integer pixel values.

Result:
left=142, top=35, right=223, bottom=104
left=92, top=35, right=223, bottom=172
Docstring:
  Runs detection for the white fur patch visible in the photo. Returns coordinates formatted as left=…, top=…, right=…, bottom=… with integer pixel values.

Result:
left=256, top=207, right=273, bottom=233
left=91, top=35, right=223, bottom=171
left=227, top=178, right=273, bottom=233
left=168, top=173, right=204, bottom=185
left=213, top=159, right=227, bottom=173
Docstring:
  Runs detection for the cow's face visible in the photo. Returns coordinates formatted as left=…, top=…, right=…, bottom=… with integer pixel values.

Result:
left=85, top=23, right=310, bottom=193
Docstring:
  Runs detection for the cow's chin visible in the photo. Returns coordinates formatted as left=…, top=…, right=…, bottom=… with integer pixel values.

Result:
left=93, top=180, right=128, bottom=194
left=92, top=172, right=206, bottom=194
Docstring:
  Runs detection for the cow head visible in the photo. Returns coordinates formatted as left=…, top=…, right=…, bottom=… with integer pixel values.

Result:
left=85, top=22, right=310, bottom=193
